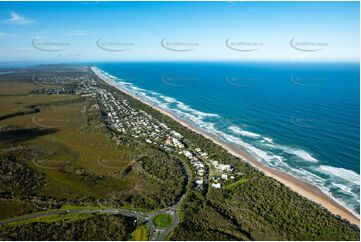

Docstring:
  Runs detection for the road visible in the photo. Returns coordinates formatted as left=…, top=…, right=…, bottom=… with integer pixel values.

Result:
left=0, top=207, right=179, bottom=241
left=0, top=144, right=191, bottom=241
left=0, top=158, right=191, bottom=240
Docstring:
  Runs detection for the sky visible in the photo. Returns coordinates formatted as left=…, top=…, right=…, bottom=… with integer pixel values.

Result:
left=0, top=1, right=359, bottom=62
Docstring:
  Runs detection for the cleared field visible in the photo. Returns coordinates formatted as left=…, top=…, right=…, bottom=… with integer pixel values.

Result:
left=130, top=225, right=150, bottom=241
left=0, top=71, right=186, bottom=219
left=0, top=81, right=40, bottom=95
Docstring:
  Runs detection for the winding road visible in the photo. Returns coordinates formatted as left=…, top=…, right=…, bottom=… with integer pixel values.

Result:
left=0, top=207, right=179, bottom=241
left=0, top=157, right=191, bottom=241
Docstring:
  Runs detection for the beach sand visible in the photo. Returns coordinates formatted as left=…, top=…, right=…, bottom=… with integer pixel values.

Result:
left=92, top=67, right=360, bottom=226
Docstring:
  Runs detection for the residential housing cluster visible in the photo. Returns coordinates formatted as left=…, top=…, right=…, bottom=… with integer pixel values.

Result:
left=34, top=69, right=242, bottom=191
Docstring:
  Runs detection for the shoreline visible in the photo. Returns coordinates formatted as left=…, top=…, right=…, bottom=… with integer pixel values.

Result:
left=91, top=67, right=360, bottom=226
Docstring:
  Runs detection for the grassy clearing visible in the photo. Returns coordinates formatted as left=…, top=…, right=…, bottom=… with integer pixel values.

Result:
left=0, top=81, right=41, bottom=95
left=130, top=225, right=150, bottom=241
left=152, top=214, right=173, bottom=228
left=0, top=72, right=187, bottom=219
left=59, top=204, right=101, bottom=210
left=2, top=212, right=95, bottom=227
left=224, top=178, right=249, bottom=190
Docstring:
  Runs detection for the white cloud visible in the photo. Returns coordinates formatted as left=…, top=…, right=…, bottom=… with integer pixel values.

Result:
left=3, top=11, right=35, bottom=25
left=65, top=30, right=97, bottom=36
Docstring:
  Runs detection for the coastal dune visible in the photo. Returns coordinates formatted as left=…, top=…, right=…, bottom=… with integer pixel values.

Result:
left=91, top=67, right=360, bottom=226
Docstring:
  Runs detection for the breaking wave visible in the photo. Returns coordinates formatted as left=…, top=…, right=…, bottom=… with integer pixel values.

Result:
left=319, top=165, right=360, bottom=185
left=229, top=125, right=261, bottom=138
left=92, top=66, right=360, bottom=217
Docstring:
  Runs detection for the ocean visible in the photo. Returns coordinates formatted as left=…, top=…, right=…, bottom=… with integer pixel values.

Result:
left=91, top=61, right=360, bottom=216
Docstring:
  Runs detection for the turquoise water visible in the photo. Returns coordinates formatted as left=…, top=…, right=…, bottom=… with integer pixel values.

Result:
left=92, top=61, right=360, bottom=216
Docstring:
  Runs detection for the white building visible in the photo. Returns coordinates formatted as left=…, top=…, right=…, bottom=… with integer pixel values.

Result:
left=172, top=131, right=183, bottom=139
left=218, top=164, right=232, bottom=172
left=171, top=137, right=185, bottom=149
left=183, top=151, right=193, bottom=159
left=210, top=160, right=219, bottom=167
left=200, top=152, right=208, bottom=157
left=211, top=183, right=221, bottom=189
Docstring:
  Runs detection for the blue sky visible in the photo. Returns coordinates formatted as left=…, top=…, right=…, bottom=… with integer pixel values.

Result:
left=0, top=1, right=359, bottom=62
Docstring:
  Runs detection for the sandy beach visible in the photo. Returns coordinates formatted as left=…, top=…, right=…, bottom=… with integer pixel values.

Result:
left=92, top=67, right=360, bottom=226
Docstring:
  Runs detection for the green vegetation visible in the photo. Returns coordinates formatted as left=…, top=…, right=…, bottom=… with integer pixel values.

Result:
left=0, top=199, right=36, bottom=219
left=224, top=178, right=249, bottom=190
left=60, top=204, right=101, bottom=210
left=0, top=66, right=187, bottom=220
left=152, top=214, right=173, bottom=228
left=0, top=65, right=359, bottom=241
left=4, top=213, right=95, bottom=226
left=0, top=214, right=134, bottom=240
left=130, top=225, right=150, bottom=241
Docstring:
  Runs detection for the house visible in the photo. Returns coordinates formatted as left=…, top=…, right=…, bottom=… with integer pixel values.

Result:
left=183, top=151, right=193, bottom=159
left=212, top=176, right=220, bottom=181
left=218, top=164, right=233, bottom=172
left=197, top=170, right=204, bottom=176
left=165, top=137, right=173, bottom=146
left=200, top=152, right=208, bottom=157
left=221, top=174, right=228, bottom=180
left=211, top=183, right=221, bottom=189
left=210, top=160, right=219, bottom=167
left=171, top=131, right=183, bottom=139
left=171, top=137, right=185, bottom=149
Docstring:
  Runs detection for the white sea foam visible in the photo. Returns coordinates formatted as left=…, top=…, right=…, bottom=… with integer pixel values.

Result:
left=271, top=144, right=319, bottom=163
left=160, top=95, right=177, bottom=103
left=319, top=165, right=360, bottom=185
left=332, top=183, right=354, bottom=194
left=299, top=168, right=327, bottom=182
left=288, top=148, right=318, bottom=163
left=263, top=137, right=273, bottom=143
left=92, top=66, right=360, bottom=216
left=228, top=125, right=261, bottom=138
left=319, top=185, right=360, bottom=218
left=176, top=102, right=219, bottom=118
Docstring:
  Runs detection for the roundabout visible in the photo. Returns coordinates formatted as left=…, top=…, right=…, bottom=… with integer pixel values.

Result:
left=152, top=213, right=173, bottom=228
